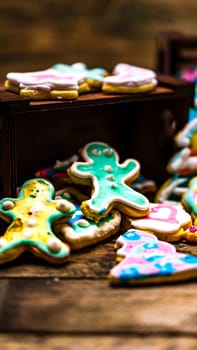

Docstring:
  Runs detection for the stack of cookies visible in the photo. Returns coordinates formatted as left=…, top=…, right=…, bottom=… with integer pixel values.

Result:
left=4, top=62, right=157, bottom=100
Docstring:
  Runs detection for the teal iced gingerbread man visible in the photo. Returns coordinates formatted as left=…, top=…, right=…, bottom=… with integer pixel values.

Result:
left=69, top=142, right=149, bottom=220
left=0, top=178, right=75, bottom=264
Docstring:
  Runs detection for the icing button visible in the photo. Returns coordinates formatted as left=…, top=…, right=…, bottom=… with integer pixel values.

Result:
left=57, top=199, right=72, bottom=212
left=110, top=183, right=118, bottom=189
left=62, top=192, right=72, bottom=199
left=0, top=238, right=7, bottom=248
left=106, top=174, right=115, bottom=181
left=77, top=219, right=89, bottom=227
left=104, top=165, right=113, bottom=172
left=2, top=200, right=15, bottom=210
left=47, top=238, right=62, bottom=252
left=27, top=218, right=37, bottom=227
left=23, top=230, right=33, bottom=238
left=55, top=195, right=62, bottom=200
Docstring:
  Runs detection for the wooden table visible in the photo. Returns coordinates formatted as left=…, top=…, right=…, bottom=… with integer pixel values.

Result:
left=0, top=77, right=196, bottom=349
left=1, top=236, right=197, bottom=349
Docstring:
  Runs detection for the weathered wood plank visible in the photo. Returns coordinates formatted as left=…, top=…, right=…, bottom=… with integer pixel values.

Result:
left=0, top=237, right=117, bottom=278
left=0, top=334, right=197, bottom=350
left=0, top=238, right=196, bottom=278
left=1, top=278, right=197, bottom=334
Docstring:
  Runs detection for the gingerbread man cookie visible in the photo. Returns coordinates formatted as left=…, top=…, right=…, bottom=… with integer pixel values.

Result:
left=123, top=203, right=192, bottom=242
left=54, top=187, right=121, bottom=250
left=109, top=229, right=197, bottom=285
left=68, top=142, right=150, bottom=221
left=0, top=178, right=75, bottom=264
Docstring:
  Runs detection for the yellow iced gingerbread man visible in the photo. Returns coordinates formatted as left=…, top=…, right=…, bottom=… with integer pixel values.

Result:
left=0, top=178, right=75, bottom=264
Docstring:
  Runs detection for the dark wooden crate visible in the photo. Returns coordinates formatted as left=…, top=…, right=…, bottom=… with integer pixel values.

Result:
left=156, top=31, right=197, bottom=76
left=0, top=75, right=194, bottom=197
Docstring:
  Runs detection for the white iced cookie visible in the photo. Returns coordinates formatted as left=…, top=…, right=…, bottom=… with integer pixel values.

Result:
left=123, top=202, right=192, bottom=242
left=102, top=63, right=157, bottom=94
left=4, top=68, right=89, bottom=100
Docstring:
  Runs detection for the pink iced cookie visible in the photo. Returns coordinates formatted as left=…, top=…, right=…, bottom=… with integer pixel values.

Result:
left=102, top=63, right=157, bottom=94
left=109, top=229, right=197, bottom=285
left=4, top=68, right=89, bottom=100
left=123, top=203, right=192, bottom=242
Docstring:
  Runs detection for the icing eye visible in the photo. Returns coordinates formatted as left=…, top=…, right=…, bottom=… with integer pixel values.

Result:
left=2, top=200, right=14, bottom=210
left=91, top=149, right=101, bottom=156
left=103, top=148, right=113, bottom=156
left=104, top=165, right=113, bottom=172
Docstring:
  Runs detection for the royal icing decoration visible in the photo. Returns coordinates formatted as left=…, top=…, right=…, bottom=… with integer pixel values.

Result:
left=54, top=187, right=121, bottom=250
left=69, top=142, right=150, bottom=220
left=182, top=176, right=197, bottom=217
left=6, top=68, right=86, bottom=91
left=109, top=229, right=197, bottom=285
left=156, top=109, right=197, bottom=203
left=0, top=178, right=75, bottom=264
left=53, top=62, right=107, bottom=83
left=126, top=203, right=192, bottom=242
left=103, top=63, right=157, bottom=88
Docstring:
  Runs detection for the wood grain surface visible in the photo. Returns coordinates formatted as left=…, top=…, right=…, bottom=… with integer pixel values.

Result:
left=0, top=335, right=197, bottom=350
left=0, top=239, right=197, bottom=335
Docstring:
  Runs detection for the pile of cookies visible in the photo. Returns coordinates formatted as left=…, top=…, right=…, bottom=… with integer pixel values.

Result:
left=0, top=141, right=150, bottom=265
left=4, top=62, right=157, bottom=100
left=1, top=141, right=197, bottom=286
